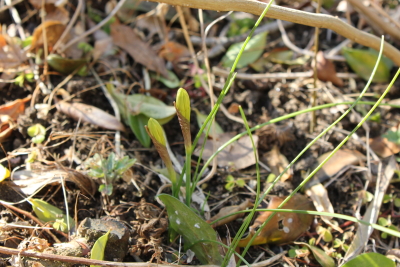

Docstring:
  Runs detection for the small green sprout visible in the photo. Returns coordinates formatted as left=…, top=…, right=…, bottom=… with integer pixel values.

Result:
left=316, top=225, right=333, bottom=242
left=225, top=175, right=246, bottom=192
left=378, top=216, right=398, bottom=239
left=15, top=72, right=34, bottom=87
left=27, top=124, right=46, bottom=144
left=29, top=198, right=75, bottom=233
left=84, top=152, right=136, bottom=195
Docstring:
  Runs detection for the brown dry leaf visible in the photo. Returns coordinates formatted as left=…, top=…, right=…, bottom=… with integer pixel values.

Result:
left=370, top=136, right=400, bottom=158
left=194, top=132, right=259, bottom=170
left=305, top=183, right=334, bottom=221
left=12, top=165, right=96, bottom=197
left=0, top=95, right=31, bottom=120
left=0, top=115, right=16, bottom=143
left=110, top=22, right=168, bottom=78
left=56, top=101, right=126, bottom=132
left=208, top=199, right=253, bottom=228
left=0, top=34, right=26, bottom=70
left=159, top=41, right=190, bottom=63
left=237, top=194, right=314, bottom=246
left=308, top=149, right=365, bottom=187
left=93, top=37, right=113, bottom=62
left=30, top=21, right=66, bottom=52
left=263, top=145, right=292, bottom=181
left=28, top=0, right=62, bottom=8
left=227, top=103, right=240, bottom=114
left=305, top=149, right=364, bottom=227
left=28, top=0, right=69, bottom=24
left=316, top=51, right=343, bottom=86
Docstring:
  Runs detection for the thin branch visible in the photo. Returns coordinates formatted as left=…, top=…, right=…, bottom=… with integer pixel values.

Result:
left=146, top=0, right=400, bottom=66
left=0, top=246, right=284, bottom=267
left=348, top=0, right=400, bottom=41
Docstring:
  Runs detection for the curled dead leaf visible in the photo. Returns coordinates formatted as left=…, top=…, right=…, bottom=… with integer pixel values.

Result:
left=0, top=115, right=16, bottom=143
left=0, top=95, right=31, bottom=120
left=30, top=21, right=66, bottom=52
left=56, top=101, right=126, bottom=132
left=12, top=165, right=96, bottom=197
left=238, top=194, right=314, bottom=246
left=316, top=51, right=343, bottom=86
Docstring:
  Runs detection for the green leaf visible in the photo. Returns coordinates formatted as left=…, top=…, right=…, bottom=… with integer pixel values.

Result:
left=150, top=70, right=180, bottom=88
left=98, top=184, right=113, bottom=195
left=227, top=17, right=256, bottom=37
left=342, top=253, right=395, bottom=267
left=90, top=230, right=110, bottom=267
left=236, top=179, right=246, bottom=188
left=225, top=175, right=235, bottom=182
left=30, top=198, right=75, bottom=232
left=193, top=108, right=224, bottom=137
left=225, top=182, right=235, bottom=192
left=158, top=194, right=223, bottom=265
left=222, top=32, right=267, bottom=68
left=394, top=198, right=400, bottom=207
left=383, top=130, right=400, bottom=145
left=115, top=157, right=136, bottom=175
left=109, top=89, right=176, bottom=124
left=333, top=238, right=342, bottom=248
left=129, top=113, right=151, bottom=147
left=27, top=124, right=46, bottom=138
left=31, top=135, right=45, bottom=144
left=342, top=47, right=393, bottom=83
left=295, top=242, right=335, bottom=267
left=378, top=217, right=389, bottom=227
left=78, top=42, right=94, bottom=54
left=323, top=229, right=333, bottom=243
left=46, top=54, right=87, bottom=75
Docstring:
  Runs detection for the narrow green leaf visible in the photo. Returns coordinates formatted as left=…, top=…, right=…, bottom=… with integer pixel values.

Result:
left=294, top=242, right=335, bottom=267
left=158, top=194, right=223, bottom=265
left=342, top=48, right=392, bottom=82
left=30, top=199, right=75, bottom=232
left=90, top=230, right=110, bottom=267
left=150, top=70, right=180, bottom=88
left=222, top=32, right=267, bottom=68
left=108, top=88, right=176, bottom=124
left=129, top=114, right=151, bottom=147
left=47, top=54, right=87, bottom=75
left=342, top=253, right=395, bottom=267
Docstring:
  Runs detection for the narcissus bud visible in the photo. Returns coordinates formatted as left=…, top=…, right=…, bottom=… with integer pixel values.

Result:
left=146, top=118, right=166, bottom=146
left=175, top=88, right=190, bottom=122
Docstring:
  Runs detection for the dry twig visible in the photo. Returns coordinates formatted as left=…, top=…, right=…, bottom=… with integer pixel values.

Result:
left=147, top=0, right=400, bottom=66
left=0, top=246, right=285, bottom=267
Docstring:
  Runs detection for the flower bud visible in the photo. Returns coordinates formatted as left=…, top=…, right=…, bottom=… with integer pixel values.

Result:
left=146, top=118, right=166, bottom=146
left=176, top=88, right=190, bottom=122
